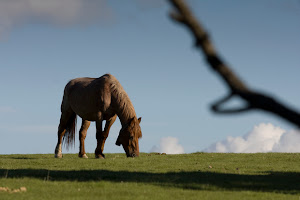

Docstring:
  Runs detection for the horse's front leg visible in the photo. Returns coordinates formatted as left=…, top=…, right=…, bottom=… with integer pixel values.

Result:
left=78, top=119, right=90, bottom=158
left=95, top=115, right=117, bottom=159
left=95, top=119, right=104, bottom=159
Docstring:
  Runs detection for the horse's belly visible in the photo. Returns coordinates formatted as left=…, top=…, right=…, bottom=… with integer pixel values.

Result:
left=76, top=112, right=99, bottom=121
left=69, top=104, right=99, bottom=121
left=75, top=108, right=115, bottom=121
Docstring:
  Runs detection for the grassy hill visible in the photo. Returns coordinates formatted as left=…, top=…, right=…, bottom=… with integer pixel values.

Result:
left=1, top=153, right=300, bottom=199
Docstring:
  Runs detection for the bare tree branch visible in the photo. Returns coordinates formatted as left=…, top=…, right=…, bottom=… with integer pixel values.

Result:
left=169, top=0, right=300, bottom=127
left=211, top=93, right=253, bottom=114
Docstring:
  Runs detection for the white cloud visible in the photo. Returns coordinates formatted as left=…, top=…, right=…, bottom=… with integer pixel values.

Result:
left=204, top=123, right=300, bottom=153
left=273, top=130, right=300, bottom=152
left=150, top=136, right=184, bottom=154
left=0, top=0, right=112, bottom=37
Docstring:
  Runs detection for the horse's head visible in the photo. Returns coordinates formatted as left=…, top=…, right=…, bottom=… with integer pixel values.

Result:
left=116, top=117, right=142, bottom=157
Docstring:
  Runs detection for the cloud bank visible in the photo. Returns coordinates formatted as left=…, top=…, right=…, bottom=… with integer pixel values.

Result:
left=204, top=123, right=300, bottom=153
left=150, top=137, right=184, bottom=154
left=0, top=0, right=112, bottom=37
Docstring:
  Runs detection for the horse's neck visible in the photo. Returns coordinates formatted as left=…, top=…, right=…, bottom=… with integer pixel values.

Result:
left=111, top=89, right=136, bottom=126
left=117, top=109, right=135, bottom=127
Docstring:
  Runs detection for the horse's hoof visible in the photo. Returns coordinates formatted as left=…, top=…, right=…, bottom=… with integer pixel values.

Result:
left=79, top=154, right=88, bottom=158
left=55, top=154, right=62, bottom=158
left=95, top=154, right=105, bottom=159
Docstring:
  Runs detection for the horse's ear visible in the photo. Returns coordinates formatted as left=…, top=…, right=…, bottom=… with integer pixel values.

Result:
left=138, top=117, right=142, bottom=124
left=127, top=117, right=135, bottom=127
left=129, top=117, right=135, bottom=124
left=116, top=135, right=121, bottom=146
left=115, top=140, right=121, bottom=146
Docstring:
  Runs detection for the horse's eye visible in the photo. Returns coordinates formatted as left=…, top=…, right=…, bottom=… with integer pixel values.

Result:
left=129, top=136, right=134, bottom=140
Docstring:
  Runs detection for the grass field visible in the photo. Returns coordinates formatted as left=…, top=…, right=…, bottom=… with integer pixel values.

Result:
left=1, top=153, right=300, bottom=199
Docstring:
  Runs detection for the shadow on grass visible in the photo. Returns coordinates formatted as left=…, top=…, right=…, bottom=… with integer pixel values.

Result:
left=10, top=157, right=36, bottom=160
left=1, top=169, right=299, bottom=193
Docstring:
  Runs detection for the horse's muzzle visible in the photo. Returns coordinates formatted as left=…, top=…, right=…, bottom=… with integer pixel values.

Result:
left=127, top=152, right=138, bottom=158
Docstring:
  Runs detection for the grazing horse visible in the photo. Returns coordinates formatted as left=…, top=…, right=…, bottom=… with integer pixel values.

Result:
left=54, top=74, right=142, bottom=158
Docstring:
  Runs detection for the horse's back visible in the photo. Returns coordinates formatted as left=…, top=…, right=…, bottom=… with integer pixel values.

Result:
left=66, top=77, right=96, bottom=89
left=65, top=74, right=116, bottom=90
left=62, top=74, right=114, bottom=121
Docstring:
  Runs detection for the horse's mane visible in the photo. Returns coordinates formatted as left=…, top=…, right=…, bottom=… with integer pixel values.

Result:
left=104, top=74, right=136, bottom=124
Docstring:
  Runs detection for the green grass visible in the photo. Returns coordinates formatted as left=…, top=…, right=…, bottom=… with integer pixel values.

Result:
left=1, top=153, right=300, bottom=199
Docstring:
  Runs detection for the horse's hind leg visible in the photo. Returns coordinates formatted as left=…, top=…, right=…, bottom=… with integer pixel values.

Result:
left=54, top=110, right=74, bottom=158
left=78, top=119, right=90, bottom=158
left=95, top=114, right=117, bottom=159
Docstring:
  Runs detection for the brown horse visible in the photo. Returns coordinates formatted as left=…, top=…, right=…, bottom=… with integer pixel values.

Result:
left=54, top=74, right=142, bottom=158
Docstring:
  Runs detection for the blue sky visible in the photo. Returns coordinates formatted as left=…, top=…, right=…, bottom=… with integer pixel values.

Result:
left=0, top=0, right=300, bottom=155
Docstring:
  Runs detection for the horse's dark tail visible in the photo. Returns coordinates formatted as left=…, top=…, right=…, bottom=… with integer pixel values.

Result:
left=62, top=112, right=77, bottom=150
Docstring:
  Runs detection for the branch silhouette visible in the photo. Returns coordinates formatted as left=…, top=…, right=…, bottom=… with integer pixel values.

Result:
left=169, top=0, right=300, bottom=127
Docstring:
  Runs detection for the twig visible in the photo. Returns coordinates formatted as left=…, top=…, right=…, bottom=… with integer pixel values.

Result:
left=169, top=0, right=300, bottom=127
left=44, top=170, right=51, bottom=181
left=4, top=170, right=8, bottom=178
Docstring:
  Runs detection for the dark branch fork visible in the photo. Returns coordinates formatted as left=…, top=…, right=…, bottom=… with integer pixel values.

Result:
left=169, top=0, right=300, bottom=127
